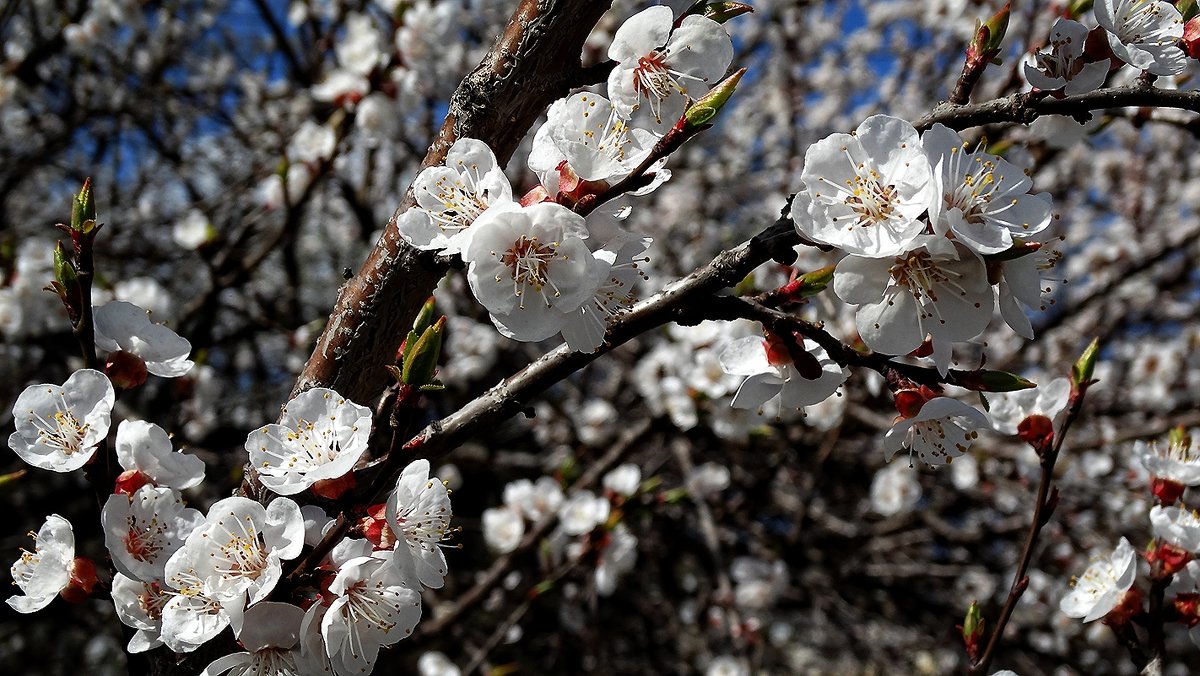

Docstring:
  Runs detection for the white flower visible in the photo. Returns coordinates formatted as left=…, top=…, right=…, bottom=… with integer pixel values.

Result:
left=111, top=573, right=169, bottom=653
left=397, top=138, right=514, bottom=254
left=607, top=5, right=733, bottom=123
left=731, top=557, right=787, bottom=610
left=159, top=583, right=234, bottom=653
left=834, top=237, right=993, bottom=373
left=797, top=115, right=935, bottom=258
left=595, top=523, right=638, bottom=596
left=923, top=124, right=1053, bottom=255
left=102, top=485, right=204, bottom=582
left=528, top=93, right=659, bottom=187
left=1024, top=19, right=1110, bottom=95
left=246, top=387, right=372, bottom=496
left=987, top=377, right=1070, bottom=436
left=603, top=463, right=642, bottom=497
left=8, top=369, right=114, bottom=472
left=94, top=300, right=194, bottom=377
left=173, top=209, right=214, bottom=250
left=1150, top=505, right=1200, bottom=553
left=870, top=462, right=923, bottom=516
left=686, top=462, right=730, bottom=498
left=719, top=335, right=849, bottom=414
left=418, top=651, right=462, bottom=676
left=288, top=120, right=337, bottom=164
left=1060, top=537, right=1139, bottom=622
left=503, top=476, right=564, bottom=522
left=884, top=397, right=990, bottom=467
left=706, top=655, right=750, bottom=676
left=336, top=13, right=383, bottom=76
left=1097, top=0, right=1186, bottom=76
left=463, top=202, right=606, bottom=342
left=995, top=236, right=1064, bottom=340
left=1139, top=433, right=1200, bottom=485
left=558, top=491, right=611, bottom=536
left=386, top=459, right=453, bottom=589
left=6, top=514, right=74, bottom=613
left=482, top=506, right=525, bottom=554
left=201, top=602, right=309, bottom=676
left=164, top=496, right=304, bottom=609
left=115, top=419, right=206, bottom=490
left=560, top=234, right=650, bottom=353
left=321, top=551, right=423, bottom=676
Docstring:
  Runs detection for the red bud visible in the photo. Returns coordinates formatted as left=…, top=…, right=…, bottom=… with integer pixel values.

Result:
left=60, top=557, right=98, bottom=603
left=1151, top=477, right=1187, bottom=506
left=114, top=470, right=153, bottom=496
left=1017, top=414, right=1055, bottom=449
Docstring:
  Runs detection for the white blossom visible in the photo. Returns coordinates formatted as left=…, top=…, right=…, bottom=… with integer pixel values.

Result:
left=834, top=237, right=993, bottom=373
left=9, top=369, right=114, bottom=472
left=102, top=485, right=203, bottom=582
left=1139, top=433, right=1200, bottom=485
left=397, top=138, right=514, bottom=254
left=115, top=419, right=206, bottom=490
left=719, top=335, right=849, bottom=414
left=463, top=202, right=606, bottom=342
left=1150, top=505, right=1200, bottom=553
left=870, top=462, right=922, bottom=516
left=923, top=124, right=1053, bottom=255
left=200, top=602, right=310, bottom=676
left=1060, top=537, right=1139, bottom=622
left=246, top=387, right=372, bottom=496
left=482, top=506, right=525, bottom=554
left=111, top=573, right=170, bottom=653
left=607, top=5, right=733, bottom=123
left=1097, top=0, right=1186, bottom=76
left=558, top=490, right=611, bottom=536
left=1024, top=19, right=1110, bottom=95
left=320, top=551, right=422, bottom=676
left=528, top=93, right=659, bottom=187
left=503, top=476, right=564, bottom=522
left=93, top=300, right=194, bottom=377
left=6, top=514, right=74, bottom=613
left=602, top=463, right=642, bottom=498
left=386, top=459, right=453, bottom=589
left=987, top=377, right=1070, bottom=436
left=797, top=115, right=935, bottom=258
left=884, top=397, right=989, bottom=467
left=595, top=523, right=638, bottom=596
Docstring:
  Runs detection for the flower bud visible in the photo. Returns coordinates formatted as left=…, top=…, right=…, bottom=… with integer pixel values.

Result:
left=1151, top=477, right=1187, bottom=506
left=1071, top=337, right=1100, bottom=387
left=958, top=600, right=984, bottom=661
left=953, top=368, right=1035, bottom=392
left=70, top=178, right=97, bottom=234
left=401, top=315, right=445, bottom=387
left=967, top=4, right=1010, bottom=64
left=683, top=68, right=746, bottom=132
left=412, top=296, right=437, bottom=335
left=893, top=389, right=927, bottom=419
left=704, top=2, right=754, bottom=23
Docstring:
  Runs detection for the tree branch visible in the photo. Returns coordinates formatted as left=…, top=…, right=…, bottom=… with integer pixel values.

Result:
left=917, top=86, right=1200, bottom=131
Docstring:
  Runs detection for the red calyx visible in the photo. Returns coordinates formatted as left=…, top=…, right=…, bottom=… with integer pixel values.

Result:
left=1151, top=477, right=1187, bottom=506
left=310, top=472, right=356, bottom=500
left=113, top=469, right=153, bottom=496
left=60, top=557, right=99, bottom=603
left=105, top=350, right=148, bottom=390
left=1017, top=414, right=1055, bottom=450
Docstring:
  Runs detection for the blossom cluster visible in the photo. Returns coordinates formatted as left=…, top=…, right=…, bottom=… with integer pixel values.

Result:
left=7, top=306, right=454, bottom=674
left=397, top=5, right=734, bottom=353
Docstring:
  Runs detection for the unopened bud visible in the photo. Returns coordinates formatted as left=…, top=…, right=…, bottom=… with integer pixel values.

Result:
left=959, top=600, right=984, bottom=661
left=954, top=368, right=1036, bottom=392
left=1071, top=337, right=1100, bottom=387
left=70, top=178, right=97, bottom=234
left=684, top=68, right=747, bottom=131
left=793, top=263, right=836, bottom=298
left=401, top=315, right=445, bottom=386
left=968, top=4, right=1010, bottom=63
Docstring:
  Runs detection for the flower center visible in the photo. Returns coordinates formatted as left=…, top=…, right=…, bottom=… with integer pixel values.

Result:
left=124, top=515, right=167, bottom=563
left=502, top=235, right=557, bottom=293
left=215, top=520, right=269, bottom=581
left=30, top=397, right=88, bottom=455
left=424, top=169, right=489, bottom=233
left=845, top=171, right=899, bottom=227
